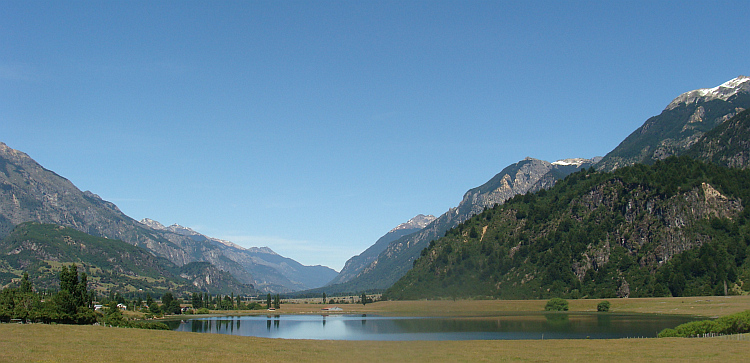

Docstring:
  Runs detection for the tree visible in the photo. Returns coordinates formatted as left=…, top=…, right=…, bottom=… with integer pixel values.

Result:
left=361, top=293, right=367, bottom=306
left=191, top=292, right=203, bottom=309
left=19, top=272, right=32, bottom=294
left=544, top=298, right=569, bottom=311
left=146, top=293, right=154, bottom=309
left=322, top=293, right=327, bottom=304
left=266, top=293, right=272, bottom=309
left=162, top=292, right=181, bottom=314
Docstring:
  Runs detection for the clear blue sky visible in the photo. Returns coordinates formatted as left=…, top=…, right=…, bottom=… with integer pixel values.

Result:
left=2, top=1, right=748, bottom=271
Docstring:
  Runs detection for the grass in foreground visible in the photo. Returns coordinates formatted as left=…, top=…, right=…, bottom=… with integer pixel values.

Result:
left=3, top=296, right=749, bottom=362
left=1, top=323, right=749, bottom=363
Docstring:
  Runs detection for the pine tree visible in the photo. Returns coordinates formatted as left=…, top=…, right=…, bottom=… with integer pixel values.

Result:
left=19, top=272, right=32, bottom=294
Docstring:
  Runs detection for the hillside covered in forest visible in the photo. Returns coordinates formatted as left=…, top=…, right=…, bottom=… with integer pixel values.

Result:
left=386, top=156, right=750, bottom=300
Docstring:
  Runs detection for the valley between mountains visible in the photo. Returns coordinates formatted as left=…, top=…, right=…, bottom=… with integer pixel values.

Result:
left=2, top=76, right=750, bottom=300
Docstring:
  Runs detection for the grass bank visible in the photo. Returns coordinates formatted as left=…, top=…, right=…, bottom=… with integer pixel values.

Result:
left=0, top=323, right=748, bottom=362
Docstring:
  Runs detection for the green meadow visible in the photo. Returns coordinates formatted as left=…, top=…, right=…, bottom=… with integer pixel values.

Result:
left=2, top=296, right=749, bottom=362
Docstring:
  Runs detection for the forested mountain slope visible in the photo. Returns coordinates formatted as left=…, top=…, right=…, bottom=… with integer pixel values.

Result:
left=323, top=158, right=595, bottom=293
left=386, top=157, right=750, bottom=300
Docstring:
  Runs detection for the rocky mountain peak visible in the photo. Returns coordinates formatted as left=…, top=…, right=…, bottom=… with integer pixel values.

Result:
left=139, top=218, right=165, bottom=230
left=389, top=214, right=437, bottom=233
left=666, top=75, right=750, bottom=111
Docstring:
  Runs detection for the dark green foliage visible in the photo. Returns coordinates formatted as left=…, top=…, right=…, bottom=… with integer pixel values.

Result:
left=544, top=298, right=569, bottom=311
left=385, top=157, right=750, bottom=300
left=0, top=264, right=95, bottom=324
left=658, top=310, right=750, bottom=337
left=597, top=301, right=611, bottom=312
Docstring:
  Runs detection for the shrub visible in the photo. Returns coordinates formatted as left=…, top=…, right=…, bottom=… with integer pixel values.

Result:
left=196, top=307, right=210, bottom=314
left=657, top=328, right=679, bottom=338
left=658, top=310, right=750, bottom=337
left=544, top=298, right=569, bottom=311
left=597, top=301, right=611, bottom=312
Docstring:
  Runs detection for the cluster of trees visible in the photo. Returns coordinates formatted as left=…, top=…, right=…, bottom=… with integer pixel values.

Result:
left=266, top=293, right=281, bottom=309
left=0, top=264, right=171, bottom=329
left=0, top=264, right=95, bottom=324
left=190, top=292, right=264, bottom=311
left=386, top=157, right=750, bottom=300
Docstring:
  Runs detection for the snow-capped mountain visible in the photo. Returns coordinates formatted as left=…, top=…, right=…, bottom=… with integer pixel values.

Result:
left=666, top=75, right=750, bottom=111
left=598, top=75, right=750, bottom=171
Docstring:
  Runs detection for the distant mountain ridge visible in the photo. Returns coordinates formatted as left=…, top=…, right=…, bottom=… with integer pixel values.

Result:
left=597, top=76, right=750, bottom=171
left=0, top=142, right=336, bottom=293
left=139, top=217, right=337, bottom=292
left=326, top=214, right=436, bottom=286
left=0, top=222, right=254, bottom=295
left=321, top=157, right=597, bottom=293
left=386, top=156, right=750, bottom=300
left=326, top=75, right=750, bottom=294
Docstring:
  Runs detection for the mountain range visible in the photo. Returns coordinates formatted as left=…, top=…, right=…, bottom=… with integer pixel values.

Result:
left=2, top=75, right=748, bottom=297
left=318, top=75, right=750, bottom=295
left=0, top=222, right=253, bottom=295
left=387, top=108, right=750, bottom=299
left=0, top=143, right=336, bottom=293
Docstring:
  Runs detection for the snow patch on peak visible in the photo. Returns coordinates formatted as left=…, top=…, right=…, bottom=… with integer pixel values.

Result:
left=666, top=76, right=750, bottom=110
left=552, top=158, right=590, bottom=166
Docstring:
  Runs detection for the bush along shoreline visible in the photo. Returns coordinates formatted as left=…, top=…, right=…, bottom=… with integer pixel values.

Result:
left=658, top=310, right=750, bottom=338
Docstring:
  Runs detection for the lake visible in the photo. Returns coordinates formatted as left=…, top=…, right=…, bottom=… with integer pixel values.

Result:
left=169, top=313, right=698, bottom=340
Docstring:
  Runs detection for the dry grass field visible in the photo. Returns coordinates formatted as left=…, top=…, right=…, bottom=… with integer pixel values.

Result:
left=2, top=296, right=749, bottom=362
left=223, top=294, right=750, bottom=318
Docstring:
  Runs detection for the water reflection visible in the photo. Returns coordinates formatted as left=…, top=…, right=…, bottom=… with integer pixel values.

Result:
left=171, top=313, right=698, bottom=341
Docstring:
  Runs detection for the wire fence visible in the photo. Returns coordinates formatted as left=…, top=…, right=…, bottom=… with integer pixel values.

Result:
left=710, top=333, right=750, bottom=341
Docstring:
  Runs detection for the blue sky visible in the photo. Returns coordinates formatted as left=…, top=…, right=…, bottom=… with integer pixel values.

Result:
left=2, top=1, right=748, bottom=271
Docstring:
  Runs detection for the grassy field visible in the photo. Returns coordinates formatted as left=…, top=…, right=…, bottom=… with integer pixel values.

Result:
left=218, top=294, right=750, bottom=318
left=2, top=296, right=749, bottom=362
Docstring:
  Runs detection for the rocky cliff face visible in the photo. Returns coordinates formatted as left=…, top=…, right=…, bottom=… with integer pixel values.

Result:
left=0, top=142, right=194, bottom=266
left=597, top=76, right=750, bottom=171
left=571, top=180, right=743, bottom=287
left=686, top=109, right=750, bottom=169
left=326, top=157, right=597, bottom=292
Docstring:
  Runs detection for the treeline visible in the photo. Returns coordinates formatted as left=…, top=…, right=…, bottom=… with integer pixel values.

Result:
left=385, top=157, right=750, bottom=300
left=0, top=265, right=96, bottom=324
left=190, top=291, right=264, bottom=311
left=0, top=264, right=165, bottom=329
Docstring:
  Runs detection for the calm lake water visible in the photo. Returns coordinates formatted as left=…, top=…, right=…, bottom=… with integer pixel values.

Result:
left=169, top=313, right=698, bottom=340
